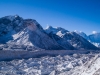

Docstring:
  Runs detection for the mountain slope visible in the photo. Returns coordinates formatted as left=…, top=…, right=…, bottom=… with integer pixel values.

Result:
left=0, top=15, right=64, bottom=50
left=45, top=26, right=75, bottom=50
left=45, top=26, right=98, bottom=50
left=74, top=30, right=88, bottom=40
left=75, top=31, right=100, bottom=47
left=89, top=33, right=100, bottom=43
left=0, top=15, right=99, bottom=50
left=88, top=33, right=100, bottom=47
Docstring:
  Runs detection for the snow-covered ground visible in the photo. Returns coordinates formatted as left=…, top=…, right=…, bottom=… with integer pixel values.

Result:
left=0, top=50, right=100, bottom=75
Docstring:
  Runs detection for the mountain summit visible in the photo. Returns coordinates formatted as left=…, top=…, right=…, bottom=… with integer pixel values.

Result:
left=45, top=27, right=98, bottom=50
left=0, top=15, right=65, bottom=50
left=0, top=15, right=99, bottom=50
left=75, top=31, right=100, bottom=48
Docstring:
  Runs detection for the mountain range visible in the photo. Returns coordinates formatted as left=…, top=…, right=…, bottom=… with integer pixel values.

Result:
left=74, top=30, right=100, bottom=47
left=0, top=15, right=99, bottom=50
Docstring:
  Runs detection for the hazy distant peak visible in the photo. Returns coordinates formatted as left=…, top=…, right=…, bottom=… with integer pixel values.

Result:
left=92, top=31, right=97, bottom=34
left=46, top=25, right=53, bottom=29
left=74, top=30, right=83, bottom=34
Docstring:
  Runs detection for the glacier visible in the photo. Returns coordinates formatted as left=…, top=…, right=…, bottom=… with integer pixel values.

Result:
left=0, top=50, right=100, bottom=75
left=0, top=15, right=100, bottom=75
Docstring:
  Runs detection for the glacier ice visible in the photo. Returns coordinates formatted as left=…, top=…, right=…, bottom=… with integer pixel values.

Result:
left=0, top=51, right=100, bottom=75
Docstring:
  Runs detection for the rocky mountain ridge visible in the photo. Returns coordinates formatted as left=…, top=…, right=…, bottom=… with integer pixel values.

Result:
left=0, top=15, right=99, bottom=50
left=75, top=30, right=100, bottom=47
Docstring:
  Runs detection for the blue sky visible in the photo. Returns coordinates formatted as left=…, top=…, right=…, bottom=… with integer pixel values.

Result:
left=0, top=0, right=100, bottom=34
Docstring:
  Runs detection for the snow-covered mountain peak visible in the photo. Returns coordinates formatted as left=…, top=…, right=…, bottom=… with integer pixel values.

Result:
left=91, top=32, right=100, bottom=36
left=92, top=31, right=97, bottom=34
left=0, top=16, right=43, bottom=36
left=74, top=30, right=82, bottom=34
left=74, top=30, right=88, bottom=39
left=3, top=15, right=22, bottom=21
left=5, top=16, right=15, bottom=21
left=74, top=30, right=79, bottom=33
left=0, top=16, right=65, bottom=50
left=56, top=27, right=69, bottom=33
left=45, top=26, right=69, bottom=34
left=89, top=32, right=100, bottom=43
left=74, top=30, right=85, bottom=34
left=0, top=15, right=99, bottom=50
left=45, top=25, right=53, bottom=29
left=45, top=27, right=99, bottom=50
left=75, top=30, right=100, bottom=47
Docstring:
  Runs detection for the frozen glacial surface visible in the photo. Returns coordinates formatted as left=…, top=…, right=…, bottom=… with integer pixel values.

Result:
left=0, top=50, right=100, bottom=75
